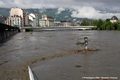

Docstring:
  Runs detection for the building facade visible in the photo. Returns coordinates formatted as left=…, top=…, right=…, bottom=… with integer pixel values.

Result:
left=60, top=21, right=72, bottom=27
left=5, top=7, right=24, bottom=28
left=28, top=13, right=37, bottom=27
left=23, top=11, right=29, bottom=27
left=5, top=15, right=23, bottom=28
left=0, top=15, right=6, bottom=24
left=110, top=16, right=118, bottom=23
left=39, top=14, right=54, bottom=27
left=10, top=7, right=23, bottom=18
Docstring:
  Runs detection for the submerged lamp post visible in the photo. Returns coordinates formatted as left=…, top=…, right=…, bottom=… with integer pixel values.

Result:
left=76, top=37, right=89, bottom=51
left=84, top=37, right=88, bottom=50
left=76, top=37, right=98, bottom=52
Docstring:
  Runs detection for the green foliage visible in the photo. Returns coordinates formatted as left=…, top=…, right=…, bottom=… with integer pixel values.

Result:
left=114, top=22, right=120, bottom=30
left=77, top=17, right=120, bottom=30
left=81, top=19, right=95, bottom=26
left=102, top=21, right=112, bottom=30
left=81, top=20, right=90, bottom=26
left=94, top=19, right=120, bottom=30
left=96, top=19, right=104, bottom=30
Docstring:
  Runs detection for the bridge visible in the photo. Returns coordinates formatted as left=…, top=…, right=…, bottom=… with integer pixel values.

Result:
left=0, top=23, right=20, bottom=44
left=0, top=25, right=96, bottom=43
left=21, top=26, right=96, bottom=32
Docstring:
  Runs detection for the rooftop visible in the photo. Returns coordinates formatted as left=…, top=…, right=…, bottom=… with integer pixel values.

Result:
left=111, top=16, right=118, bottom=20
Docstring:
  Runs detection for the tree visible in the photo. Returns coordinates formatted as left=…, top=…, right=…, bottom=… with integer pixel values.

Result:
left=96, top=19, right=104, bottom=30
left=103, top=21, right=113, bottom=30
left=116, top=22, right=120, bottom=30
left=81, top=20, right=89, bottom=26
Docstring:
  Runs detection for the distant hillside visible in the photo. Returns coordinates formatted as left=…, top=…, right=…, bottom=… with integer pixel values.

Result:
left=25, top=8, right=75, bottom=21
left=0, top=8, right=10, bottom=16
left=0, top=8, right=82, bottom=21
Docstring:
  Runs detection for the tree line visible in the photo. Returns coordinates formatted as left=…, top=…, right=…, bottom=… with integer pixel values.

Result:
left=81, top=19, right=120, bottom=30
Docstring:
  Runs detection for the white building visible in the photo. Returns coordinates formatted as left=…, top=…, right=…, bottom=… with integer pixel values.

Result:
left=39, top=14, right=54, bottom=27
left=60, top=21, right=72, bottom=27
left=28, top=13, right=37, bottom=27
left=5, top=15, right=22, bottom=27
left=110, top=16, right=118, bottom=23
left=10, top=7, right=23, bottom=18
left=54, top=21, right=61, bottom=27
left=5, top=7, right=24, bottom=28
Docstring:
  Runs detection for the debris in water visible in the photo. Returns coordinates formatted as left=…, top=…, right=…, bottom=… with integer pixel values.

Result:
left=75, top=64, right=82, bottom=68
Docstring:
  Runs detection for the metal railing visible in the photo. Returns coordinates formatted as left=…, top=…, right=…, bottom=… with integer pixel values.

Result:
left=0, top=23, right=20, bottom=43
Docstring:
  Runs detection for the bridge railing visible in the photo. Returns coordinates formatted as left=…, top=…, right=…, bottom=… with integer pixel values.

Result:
left=0, top=23, right=20, bottom=43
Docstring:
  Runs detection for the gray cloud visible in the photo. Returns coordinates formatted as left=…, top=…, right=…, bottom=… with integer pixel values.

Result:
left=0, top=0, right=119, bottom=11
left=0, top=0, right=119, bottom=9
left=0, top=0, right=120, bottom=19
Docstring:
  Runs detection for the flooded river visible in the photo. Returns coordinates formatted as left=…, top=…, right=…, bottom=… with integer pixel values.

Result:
left=0, top=31, right=120, bottom=80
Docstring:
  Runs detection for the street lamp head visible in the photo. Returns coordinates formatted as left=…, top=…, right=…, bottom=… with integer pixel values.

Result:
left=84, top=37, right=88, bottom=41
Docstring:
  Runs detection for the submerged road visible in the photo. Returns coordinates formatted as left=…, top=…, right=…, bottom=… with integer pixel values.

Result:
left=0, top=31, right=120, bottom=80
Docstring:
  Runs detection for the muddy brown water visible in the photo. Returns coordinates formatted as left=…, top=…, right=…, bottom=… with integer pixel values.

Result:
left=0, top=31, right=120, bottom=80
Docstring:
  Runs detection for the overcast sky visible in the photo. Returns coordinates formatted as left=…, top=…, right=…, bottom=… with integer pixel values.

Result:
left=0, top=0, right=120, bottom=19
left=0, top=0, right=120, bottom=9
